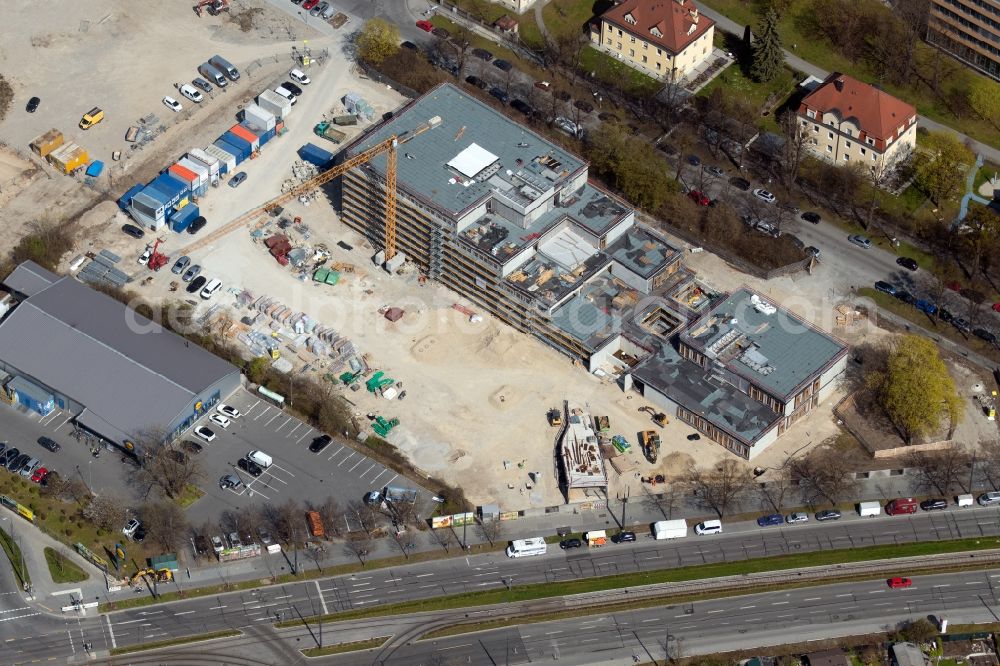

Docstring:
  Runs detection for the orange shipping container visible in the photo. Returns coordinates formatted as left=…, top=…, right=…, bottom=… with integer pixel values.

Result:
left=168, top=163, right=198, bottom=184
left=306, top=511, right=324, bottom=538
left=30, top=129, right=64, bottom=158
left=48, top=142, right=89, bottom=174
left=228, top=124, right=258, bottom=147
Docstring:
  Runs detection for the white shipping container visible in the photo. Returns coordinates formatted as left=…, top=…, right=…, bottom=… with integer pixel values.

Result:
left=243, top=104, right=276, bottom=132
left=204, top=144, right=236, bottom=174
left=186, top=148, right=220, bottom=177
left=178, top=157, right=209, bottom=186
left=257, top=89, right=291, bottom=119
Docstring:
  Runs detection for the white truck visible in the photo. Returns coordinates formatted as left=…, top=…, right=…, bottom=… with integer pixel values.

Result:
left=505, top=537, right=547, bottom=558
left=858, top=501, right=882, bottom=517
left=652, top=519, right=688, bottom=540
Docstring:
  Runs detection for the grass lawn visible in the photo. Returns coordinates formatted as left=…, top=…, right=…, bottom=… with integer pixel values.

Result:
left=973, top=161, right=1000, bottom=193
left=443, top=0, right=510, bottom=25
left=44, top=547, right=88, bottom=583
left=517, top=14, right=545, bottom=51
left=578, top=46, right=661, bottom=96
left=697, top=0, right=1000, bottom=149
left=301, top=637, right=390, bottom=657
left=175, top=484, right=204, bottom=509
left=541, top=0, right=596, bottom=41
left=698, top=63, right=799, bottom=132
left=857, top=288, right=1000, bottom=363
left=109, top=629, right=241, bottom=656
left=0, top=525, right=29, bottom=586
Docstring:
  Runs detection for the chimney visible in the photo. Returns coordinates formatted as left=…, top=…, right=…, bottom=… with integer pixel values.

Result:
left=690, top=8, right=699, bottom=22
left=834, top=78, right=845, bottom=92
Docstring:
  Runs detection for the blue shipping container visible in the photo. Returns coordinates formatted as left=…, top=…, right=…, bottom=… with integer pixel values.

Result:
left=169, top=203, right=200, bottom=233
left=147, top=172, right=189, bottom=208
left=212, top=139, right=245, bottom=166
left=298, top=143, right=334, bottom=168
left=7, top=376, right=55, bottom=417
left=259, top=127, right=277, bottom=146
left=222, top=131, right=252, bottom=160
left=118, top=183, right=145, bottom=211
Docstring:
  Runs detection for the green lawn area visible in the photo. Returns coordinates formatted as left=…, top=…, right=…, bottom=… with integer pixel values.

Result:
left=578, top=46, right=661, bottom=96
left=541, top=0, right=596, bottom=41
left=698, top=63, right=799, bottom=132
left=517, top=14, right=545, bottom=51
left=0, top=524, right=29, bottom=586
left=697, top=0, right=1000, bottom=149
left=444, top=0, right=510, bottom=25
left=44, top=547, right=88, bottom=584
left=301, top=637, right=390, bottom=657
left=175, top=484, right=204, bottom=509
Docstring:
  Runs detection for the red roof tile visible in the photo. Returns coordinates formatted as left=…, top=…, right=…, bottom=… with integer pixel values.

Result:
left=799, top=72, right=916, bottom=142
left=599, top=0, right=714, bottom=55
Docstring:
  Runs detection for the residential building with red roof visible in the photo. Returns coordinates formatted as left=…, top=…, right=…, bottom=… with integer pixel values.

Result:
left=590, top=0, right=715, bottom=81
left=796, top=72, right=918, bottom=176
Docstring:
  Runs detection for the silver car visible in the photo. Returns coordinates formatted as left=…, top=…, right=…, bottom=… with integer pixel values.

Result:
left=171, top=256, right=191, bottom=275
left=182, top=264, right=201, bottom=282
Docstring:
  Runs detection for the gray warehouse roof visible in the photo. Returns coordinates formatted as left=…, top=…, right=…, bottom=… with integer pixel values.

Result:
left=347, top=83, right=587, bottom=218
left=0, top=272, right=239, bottom=444
left=4, top=261, right=58, bottom=298
left=680, top=288, right=847, bottom=399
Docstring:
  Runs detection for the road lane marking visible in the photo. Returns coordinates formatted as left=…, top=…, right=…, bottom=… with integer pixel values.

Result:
left=174, top=611, right=196, bottom=615
left=209, top=605, right=227, bottom=610
left=314, top=581, right=328, bottom=615
left=771, top=601, right=789, bottom=605
left=836, top=594, right=853, bottom=598
left=867, top=590, right=884, bottom=594
left=416, top=573, right=434, bottom=578
left=642, top=618, right=660, bottom=623
left=707, top=609, right=724, bottom=614
left=804, top=597, right=821, bottom=601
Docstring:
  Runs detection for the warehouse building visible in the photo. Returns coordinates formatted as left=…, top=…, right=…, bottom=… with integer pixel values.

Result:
left=0, top=262, right=241, bottom=453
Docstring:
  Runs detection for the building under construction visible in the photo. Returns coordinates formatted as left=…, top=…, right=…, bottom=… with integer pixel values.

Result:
left=338, top=84, right=847, bottom=460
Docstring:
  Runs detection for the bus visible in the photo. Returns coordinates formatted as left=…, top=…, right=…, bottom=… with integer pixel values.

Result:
left=505, top=537, right=547, bottom=558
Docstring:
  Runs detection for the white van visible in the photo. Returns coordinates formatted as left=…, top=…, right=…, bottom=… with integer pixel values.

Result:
left=505, top=537, right=547, bottom=558
left=652, top=519, right=688, bottom=540
left=200, top=278, right=222, bottom=300
left=694, top=519, right=722, bottom=535
left=274, top=86, right=297, bottom=106
left=956, top=494, right=974, bottom=507
left=859, top=501, right=882, bottom=517
left=247, top=450, right=272, bottom=468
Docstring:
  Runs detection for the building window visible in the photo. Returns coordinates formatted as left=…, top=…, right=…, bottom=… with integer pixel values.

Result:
left=656, top=62, right=661, bottom=70
left=828, top=131, right=834, bottom=139
left=629, top=48, right=635, bottom=57
left=657, top=48, right=662, bottom=55
left=866, top=137, right=875, bottom=146
left=860, top=147, right=866, bottom=156
left=607, top=24, right=612, bottom=31
left=606, top=37, right=613, bottom=45
left=806, top=109, right=816, bottom=119
left=827, top=145, right=832, bottom=152
left=630, top=36, right=635, bottom=43
left=617, top=29, right=622, bottom=37
left=643, top=42, right=647, bottom=49
left=845, top=141, right=851, bottom=148
left=844, top=154, right=850, bottom=161
left=872, top=153, right=877, bottom=162
left=642, top=55, right=647, bottom=63
left=846, top=129, right=852, bottom=137
left=617, top=42, right=622, bottom=50
left=813, top=124, right=819, bottom=132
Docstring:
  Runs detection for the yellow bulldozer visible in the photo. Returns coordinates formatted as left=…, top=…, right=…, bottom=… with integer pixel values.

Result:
left=129, top=568, right=173, bottom=586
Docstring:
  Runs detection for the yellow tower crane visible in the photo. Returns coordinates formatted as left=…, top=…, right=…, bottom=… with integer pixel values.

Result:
left=179, top=115, right=442, bottom=261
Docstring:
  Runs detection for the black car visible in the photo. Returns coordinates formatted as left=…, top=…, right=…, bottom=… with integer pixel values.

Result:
left=874, top=281, right=897, bottom=295
left=974, top=328, right=998, bottom=344
left=686, top=433, right=701, bottom=441
left=920, top=498, right=948, bottom=511
left=3, top=448, right=20, bottom=470
left=938, top=308, right=955, bottom=323
left=488, top=87, right=509, bottom=104
left=187, top=216, right=207, bottom=234
left=687, top=154, right=701, bottom=166
left=559, top=538, right=582, bottom=549
left=38, top=437, right=61, bottom=453
left=611, top=531, right=636, bottom=543
left=815, top=509, right=842, bottom=521
left=510, top=99, right=533, bottom=116
left=464, top=75, right=487, bottom=90
left=9, top=454, right=29, bottom=473
left=26, top=97, right=40, bottom=113
left=896, top=256, right=919, bottom=271
left=181, top=440, right=203, bottom=454
left=894, top=290, right=914, bottom=304
left=132, top=525, right=147, bottom=542
left=238, top=457, right=263, bottom=477
left=283, top=81, right=303, bottom=96
left=122, top=224, right=145, bottom=239
left=729, top=177, right=751, bottom=191
left=493, top=59, right=512, bottom=71
left=187, top=275, right=208, bottom=294
left=401, top=41, right=417, bottom=51
left=801, top=211, right=821, bottom=224
left=472, top=48, right=494, bottom=61
left=309, top=434, right=332, bottom=453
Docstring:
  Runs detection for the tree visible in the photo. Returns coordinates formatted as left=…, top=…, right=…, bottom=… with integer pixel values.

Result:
left=476, top=518, right=503, bottom=547
left=777, top=110, right=809, bottom=189
left=83, top=494, right=128, bottom=533
left=913, top=131, right=974, bottom=205
left=140, top=501, right=190, bottom=551
left=866, top=335, right=963, bottom=444
left=302, top=543, right=326, bottom=573
left=130, top=435, right=203, bottom=500
left=960, top=205, right=1000, bottom=278
left=968, top=78, right=1000, bottom=131
left=348, top=500, right=380, bottom=535
left=757, top=467, right=794, bottom=512
left=897, top=617, right=938, bottom=643
left=683, top=460, right=754, bottom=518
left=343, top=533, right=374, bottom=565
left=432, top=527, right=458, bottom=553
left=751, top=9, right=783, bottom=83
left=357, top=18, right=400, bottom=66
left=585, top=123, right=674, bottom=211
left=905, top=446, right=972, bottom=495
left=979, top=439, right=1000, bottom=489
left=790, top=448, right=858, bottom=506
left=319, top=496, right=344, bottom=538
left=262, top=499, right=302, bottom=545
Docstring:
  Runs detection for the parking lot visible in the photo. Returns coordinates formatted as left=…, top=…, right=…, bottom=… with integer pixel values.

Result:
left=182, top=388, right=429, bottom=530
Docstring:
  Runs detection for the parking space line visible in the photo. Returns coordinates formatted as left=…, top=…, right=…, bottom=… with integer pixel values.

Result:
left=264, top=413, right=281, bottom=427
left=385, top=473, right=398, bottom=486
left=327, top=446, right=345, bottom=462
left=287, top=423, right=303, bottom=438
left=358, top=463, right=377, bottom=479
left=243, top=485, right=271, bottom=500
left=296, top=429, right=313, bottom=443
left=338, top=452, right=356, bottom=467
left=243, top=399, right=262, bottom=417
left=38, top=411, right=61, bottom=426
left=270, top=464, right=295, bottom=478
left=369, top=468, right=389, bottom=485
left=254, top=406, right=272, bottom=422
left=274, top=418, right=292, bottom=433
left=348, top=458, right=365, bottom=472
left=55, top=414, right=73, bottom=430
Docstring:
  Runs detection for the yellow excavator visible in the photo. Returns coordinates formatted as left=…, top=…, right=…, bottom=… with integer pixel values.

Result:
left=129, top=568, right=173, bottom=586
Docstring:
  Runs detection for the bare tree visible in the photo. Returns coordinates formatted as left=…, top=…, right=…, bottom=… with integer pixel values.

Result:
left=319, top=496, right=344, bottom=538
left=905, top=446, right=972, bottom=495
left=476, top=518, right=503, bottom=547
left=757, top=467, right=795, bottom=512
left=790, top=448, right=859, bottom=506
left=431, top=527, right=458, bottom=553
left=348, top=500, right=380, bottom=535
left=343, top=533, right=374, bottom=565
left=683, top=460, right=754, bottom=518
left=777, top=110, right=809, bottom=189
left=642, top=485, right=683, bottom=520
left=302, top=543, right=326, bottom=573
left=140, top=501, right=190, bottom=552
left=41, top=472, right=90, bottom=504
left=390, top=497, right=417, bottom=529
left=262, top=499, right=302, bottom=545
left=130, top=429, right=202, bottom=500
left=83, top=494, right=129, bottom=533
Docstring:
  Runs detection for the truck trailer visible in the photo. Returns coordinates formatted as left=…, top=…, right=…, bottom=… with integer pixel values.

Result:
left=652, top=519, right=688, bottom=540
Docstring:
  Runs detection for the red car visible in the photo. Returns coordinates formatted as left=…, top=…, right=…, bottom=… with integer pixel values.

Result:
left=302, top=0, right=320, bottom=9
left=688, top=190, right=710, bottom=206
left=416, top=19, right=433, bottom=32
left=30, top=467, right=48, bottom=484
left=887, top=577, right=912, bottom=589
left=992, top=303, right=1000, bottom=313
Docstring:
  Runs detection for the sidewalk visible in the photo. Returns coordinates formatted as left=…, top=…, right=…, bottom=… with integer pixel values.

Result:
left=1, top=514, right=97, bottom=604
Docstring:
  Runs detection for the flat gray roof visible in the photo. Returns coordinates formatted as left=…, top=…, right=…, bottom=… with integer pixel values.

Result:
left=680, top=288, right=847, bottom=399
left=3, top=261, right=58, bottom=298
left=547, top=275, right=626, bottom=351
left=347, top=83, right=587, bottom=219
left=606, top=227, right=681, bottom=279
left=632, top=343, right=779, bottom=445
left=0, top=273, right=239, bottom=443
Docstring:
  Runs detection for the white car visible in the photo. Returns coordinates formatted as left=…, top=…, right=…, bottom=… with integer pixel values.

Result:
left=217, top=404, right=241, bottom=419
left=752, top=188, right=776, bottom=204
left=179, top=84, right=204, bottom=104
left=194, top=425, right=216, bottom=442
left=786, top=512, right=809, bottom=523
left=137, top=247, right=152, bottom=265
left=163, top=96, right=183, bottom=112
left=209, top=413, right=231, bottom=428
left=122, top=518, right=140, bottom=539
left=273, top=86, right=297, bottom=106
left=289, top=68, right=310, bottom=85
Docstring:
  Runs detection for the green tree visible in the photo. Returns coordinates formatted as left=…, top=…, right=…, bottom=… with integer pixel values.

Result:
left=867, top=335, right=963, bottom=444
left=961, top=204, right=1000, bottom=278
left=357, top=18, right=400, bottom=65
left=585, top=123, right=674, bottom=211
left=751, top=9, right=784, bottom=83
left=968, top=78, right=1000, bottom=130
left=913, top=131, right=974, bottom=205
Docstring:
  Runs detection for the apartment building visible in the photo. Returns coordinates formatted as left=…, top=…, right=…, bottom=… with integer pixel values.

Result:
left=797, top=72, right=918, bottom=175
left=927, top=0, right=1000, bottom=82
left=590, top=0, right=715, bottom=81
